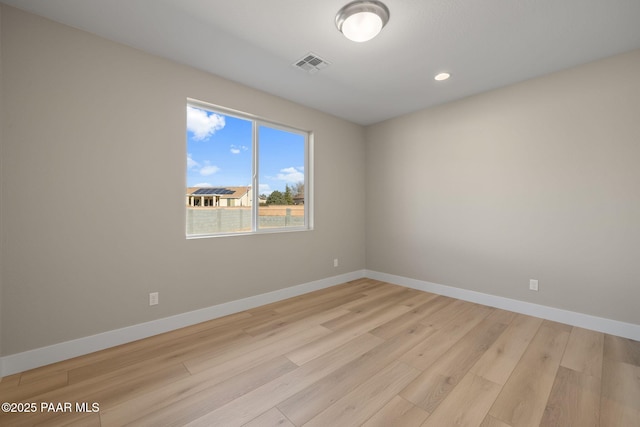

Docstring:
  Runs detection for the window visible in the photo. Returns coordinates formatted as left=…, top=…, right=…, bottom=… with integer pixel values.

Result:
left=186, top=100, right=312, bottom=237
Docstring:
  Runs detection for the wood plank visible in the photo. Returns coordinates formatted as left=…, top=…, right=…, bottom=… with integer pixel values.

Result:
left=420, top=372, right=502, bottom=427
left=400, top=313, right=508, bottom=412
left=361, top=396, right=429, bottom=427
left=303, top=361, right=421, bottom=427
left=399, top=303, right=494, bottom=371
left=419, top=299, right=477, bottom=329
left=242, top=292, right=364, bottom=336
left=334, top=286, right=417, bottom=315
left=0, top=371, right=68, bottom=402
left=243, top=408, right=295, bottom=427
left=33, top=310, right=273, bottom=386
left=182, top=309, right=346, bottom=373
left=250, top=306, right=351, bottom=341
left=183, top=325, right=332, bottom=383
left=369, top=295, right=455, bottom=340
left=100, top=356, right=297, bottom=426
left=539, top=366, right=600, bottom=427
left=487, top=323, right=570, bottom=427
left=18, top=310, right=256, bottom=384
left=245, top=280, right=358, bottom=314
left=82, top=362, right=190, bottom=409
left=36, top=412, right=102, bottom=427
left=182, top=333, right=384, bottom=426
left=0, top=373, right=21, bottom=387
left=360, top=280, right=401, bottom=295
left=0, top=362, right=191, bottom=427
left=541, top=319, right=573, bottom=334
left=484, top=308, right=518, bottom=326
left=321, top=288, right=423, bottom=330
left=603, top=334, right=640, bottom=366
left=255, top=279, right=374, bottom=315
left=471, top=314, right=542, bottom=385
left=480, top=415, right=513, bottom=427
left=560, top=327, right=604, bottom=378
left=285, top=303, right=414, bottom=365
left=67, top=326, right=251, bottom=383
left=600, top=358, right=640, bottom=426
left=278, top=322, right=436, bottom=425
left=398, top=290, right=439, bottom=308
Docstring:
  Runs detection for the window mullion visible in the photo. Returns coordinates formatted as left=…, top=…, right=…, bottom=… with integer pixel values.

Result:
left=305, top=133, right=312, bottom=229
left=252, top=121, right=259, bottom=231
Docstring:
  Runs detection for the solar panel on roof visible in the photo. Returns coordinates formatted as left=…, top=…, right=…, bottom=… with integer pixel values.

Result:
left=193, top=188, right=234, bottom=195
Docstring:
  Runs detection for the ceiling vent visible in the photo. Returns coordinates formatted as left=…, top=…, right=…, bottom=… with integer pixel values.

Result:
left=293, top=53, right=330, bottom=74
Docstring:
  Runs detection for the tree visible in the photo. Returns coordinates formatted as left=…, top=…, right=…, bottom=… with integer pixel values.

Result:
left=292, top=181, right=304, bottom=197
left=284, top=185, right=294, bottom=205
left=266, top=190, right=285, bottom=205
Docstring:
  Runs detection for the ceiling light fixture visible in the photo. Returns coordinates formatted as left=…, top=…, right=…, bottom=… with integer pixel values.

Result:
left=434, top=72, right=451, bottom=81
left=335, top=1, right=390, bottom=43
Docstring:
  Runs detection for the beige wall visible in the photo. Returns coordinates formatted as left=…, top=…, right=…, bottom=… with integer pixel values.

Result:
left=2, top=4, right=639, bottom=360
left=0, top=5, right=4, bottom=359
left=0, top=6, right=366, bottom=356
left=366, top=49, right=640, bottom=325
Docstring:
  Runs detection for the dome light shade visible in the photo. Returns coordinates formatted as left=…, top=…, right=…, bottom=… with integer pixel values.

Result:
left=336, top=1, right=390, bottom=42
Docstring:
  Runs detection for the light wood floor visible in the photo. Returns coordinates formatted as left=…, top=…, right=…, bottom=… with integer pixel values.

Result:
left=1, top=279, right=639, bottom=426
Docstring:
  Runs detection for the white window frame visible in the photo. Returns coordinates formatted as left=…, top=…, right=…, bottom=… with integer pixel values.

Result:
left=186, top=99, right=313, bottom=238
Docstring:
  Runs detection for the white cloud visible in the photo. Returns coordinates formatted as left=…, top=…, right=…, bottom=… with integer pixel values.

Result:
left=230, top=145, right=249, bottom=155
left=259, top=183, right=272, bottom=195
left=187, top=153, right=200, bottom=169
left=275, top=166, right=304, bottom=183
left=200, top=165, right=220, bottom=176
left=193, top=182, right=212, bottom=187
left=187, top=106, right=225, bottom=141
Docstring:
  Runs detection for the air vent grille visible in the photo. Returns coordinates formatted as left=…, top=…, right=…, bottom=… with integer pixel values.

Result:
left=293, top=53, right=330, bottom=74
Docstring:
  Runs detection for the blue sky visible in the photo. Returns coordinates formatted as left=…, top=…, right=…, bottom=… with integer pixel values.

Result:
left=186, top=106, right=304, bottom=195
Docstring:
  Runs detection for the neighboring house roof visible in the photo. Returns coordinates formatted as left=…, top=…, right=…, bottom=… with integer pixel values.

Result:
left=187, top=186, right=250, bottom=199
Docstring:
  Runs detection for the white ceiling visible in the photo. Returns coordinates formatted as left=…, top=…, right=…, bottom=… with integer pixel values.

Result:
left=4, top=0, right=640, bottom=125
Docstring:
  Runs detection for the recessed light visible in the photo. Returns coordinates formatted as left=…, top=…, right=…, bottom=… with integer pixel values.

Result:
left=434, top=72, right=450, bottom=81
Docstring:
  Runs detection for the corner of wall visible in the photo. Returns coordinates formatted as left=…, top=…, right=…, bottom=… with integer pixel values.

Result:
left=0, top=3, right=5, bottom=367
left=0, top=270, right=366, bottom=377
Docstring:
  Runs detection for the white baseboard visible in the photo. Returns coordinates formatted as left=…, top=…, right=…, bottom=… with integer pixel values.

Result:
left=365, top=270, right=640, bottom=341
left=3, top=268, right=638, bottom=377
left=0, top=270, right=366, bottom=377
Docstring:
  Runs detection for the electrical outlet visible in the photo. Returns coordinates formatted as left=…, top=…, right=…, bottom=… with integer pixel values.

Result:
left=529, top=279, right=539, bottom=291
left=334, top=258, right=339, bottom=267
left=149, top=292, right=159, bottom=306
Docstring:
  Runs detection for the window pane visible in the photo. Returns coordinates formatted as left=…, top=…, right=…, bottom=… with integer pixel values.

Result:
left=186, top=106, right=253, bottom=235
left=258, top=124, right=306, bottom=229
